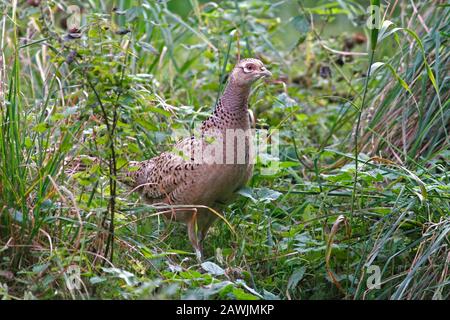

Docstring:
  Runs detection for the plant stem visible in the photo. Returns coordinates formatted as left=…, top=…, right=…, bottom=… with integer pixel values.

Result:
left=350, top=50, right=376, bottom=221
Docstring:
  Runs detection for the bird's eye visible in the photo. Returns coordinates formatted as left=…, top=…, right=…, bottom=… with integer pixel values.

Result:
left=243, top=64, right=256, bottom=73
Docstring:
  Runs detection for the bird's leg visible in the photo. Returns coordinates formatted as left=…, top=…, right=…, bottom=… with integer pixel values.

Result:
left=198, top=218, right=214, bottom=253
left=197, top=208, right=219, bottom=257
left=187, top=208, right=203, bottom=262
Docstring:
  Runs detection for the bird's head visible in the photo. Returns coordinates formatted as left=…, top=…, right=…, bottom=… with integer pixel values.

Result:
left=229, top=58, right=272, bottom=87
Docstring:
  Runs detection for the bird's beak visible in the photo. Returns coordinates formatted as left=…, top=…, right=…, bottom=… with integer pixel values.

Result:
left=259, top=68, right=272, bottom=78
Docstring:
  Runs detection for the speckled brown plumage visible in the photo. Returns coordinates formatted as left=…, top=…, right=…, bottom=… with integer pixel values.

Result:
left=121, top=58, right=271, bottom=259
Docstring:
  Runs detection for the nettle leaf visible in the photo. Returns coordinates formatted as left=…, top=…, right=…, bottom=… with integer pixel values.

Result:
left=280, top=161, right=299, bottom=168
left=273, top=92, right=298, bottom=109
left=33, top=122, right=50, bottom=133
left=136, top=118, right=158, bottom=131
left=238, top=187, right=282, bottom=204
left=287, top=267, right=306, bottom=291
left=32, top=263, right=50, bottom=274
left=179, top=270, right=203, bottom=279
left=201, top=261, right=225, bottom=276
left=322, top=171, right=353, bottom=184
left=50, top=113, right=64, bottom=121
left=24, top=137, right=33, bottom=148
left=302, top=203, right=314, bottom=221
left=116, top=158, right=128, bottom=169
left=63, top=106, right=79, bottom=117
left=256, top=188, right=283, bottom=203
left=263, top=290, right=280, bottom=300
left=168, top=263, right=183, bottom=273
left=360, top=170, right=384, bottom=183
left=102, top=267, right=138, bottom=286
left=90, top=276, right=107, bottom=284
left=147, top=106, right=172, bottom=117
left=198, top=281, right=233, bottom=298
left=42, top=275, right=56, bottom=287
left=291, top=15, right=310, bottom=44
left=9, top=209, right=23, bottom=222
left=237, top=187, right=256, bottom=202
left=235, top=279, right=263, bottom=299
left=231, top=287, right=259, bottom=300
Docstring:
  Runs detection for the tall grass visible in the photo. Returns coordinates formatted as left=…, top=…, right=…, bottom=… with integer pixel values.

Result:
left=352, top=2, right=450, bottom=299
left=0, top=0, right=74, bottom=266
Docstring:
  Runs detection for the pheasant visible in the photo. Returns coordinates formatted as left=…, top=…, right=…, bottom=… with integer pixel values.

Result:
left=122, top=58, right=272, bottom=260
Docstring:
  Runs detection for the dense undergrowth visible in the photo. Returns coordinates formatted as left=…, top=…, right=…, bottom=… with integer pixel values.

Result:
left=0, top=0, right=448, bottom=300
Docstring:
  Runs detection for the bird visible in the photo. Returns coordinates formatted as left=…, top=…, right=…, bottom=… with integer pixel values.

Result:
left=121, top=58, right=272, bottom=260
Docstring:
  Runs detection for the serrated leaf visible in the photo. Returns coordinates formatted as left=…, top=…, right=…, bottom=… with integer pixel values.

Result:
left=238, top=187, right=282, bottom=203
left=201, top=261, right=225, bottom=276
left=32, top=263, right=50, bottom=274
left=90, top=276, right=106, bottom=284
left=231, top=287, right=259, bottom=300
left=33, top=122, right=50, bottom=133
left=287, top=267, right=306, bottom=291
left=102, top=267, right=138, bottom=286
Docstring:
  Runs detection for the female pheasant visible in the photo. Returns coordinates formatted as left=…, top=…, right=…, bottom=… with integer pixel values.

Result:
left=122, top=58, right=271, bottom=260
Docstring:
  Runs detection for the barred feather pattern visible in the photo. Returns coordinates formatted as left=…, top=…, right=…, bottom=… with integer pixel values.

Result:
left=121, top=59, right=269, bottom=229
left=122, top=82, right=254, bottom=221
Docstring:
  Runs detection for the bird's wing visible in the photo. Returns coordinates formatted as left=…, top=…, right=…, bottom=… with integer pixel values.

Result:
left=121, top=137, right=201, bottom=203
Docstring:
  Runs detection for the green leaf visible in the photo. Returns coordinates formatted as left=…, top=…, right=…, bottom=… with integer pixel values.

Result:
left=90, top=276, right=107, bottom=284
left=231, top=287, right=259, bottom=300
left=102, top=267, right=138, bottom=286
left=287, top=267, right=306, bottom=291
left=147, top=106, right=172, bottom=117
left=32, top=263, right=50, bottom=274
left=201, top=262, right=225, bottom=276
left=370, top=62, right=411, bottom=93
left=374, top=21, right=439, bottom=95
left=237, top=187, right=282, bottom=203
left=291, top=15, right=309, bottom=44
left=24, top=137, right=32, bottom=148
left=138, top=41, right=159, bottom=55
left=33, top=122, right=50, bottom=133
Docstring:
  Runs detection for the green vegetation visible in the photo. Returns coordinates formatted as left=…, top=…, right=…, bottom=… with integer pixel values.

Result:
left=0, top=0, right=448, bottom=300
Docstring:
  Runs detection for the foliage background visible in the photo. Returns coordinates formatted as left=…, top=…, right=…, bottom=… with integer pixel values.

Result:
left=0, top=0, right=448, bottom=299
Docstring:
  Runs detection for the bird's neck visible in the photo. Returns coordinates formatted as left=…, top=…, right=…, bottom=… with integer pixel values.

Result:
left=211, top=81, right=251, bottom=128
left=201, top=81, right=251, bottom=133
